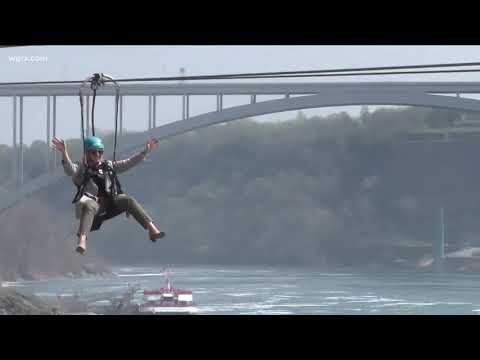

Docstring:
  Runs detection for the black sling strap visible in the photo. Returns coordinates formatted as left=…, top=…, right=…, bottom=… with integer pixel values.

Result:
left=71, top=161, right=123, bottom=204
left=71, top=161, right=126, bottom=232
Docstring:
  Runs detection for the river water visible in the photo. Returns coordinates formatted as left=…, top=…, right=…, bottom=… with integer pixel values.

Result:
left=7, top=265, right=480, bottom=314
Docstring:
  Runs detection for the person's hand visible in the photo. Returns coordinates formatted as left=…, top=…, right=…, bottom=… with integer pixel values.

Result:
left=52, top=137, right=67, bottom=154
left=145, top=138, right=159, bottom=153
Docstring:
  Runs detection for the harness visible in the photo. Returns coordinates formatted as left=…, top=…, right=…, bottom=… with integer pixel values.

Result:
left=72, top=161, right=125, bottom=232
left=72, top=161, right=122, bottom=202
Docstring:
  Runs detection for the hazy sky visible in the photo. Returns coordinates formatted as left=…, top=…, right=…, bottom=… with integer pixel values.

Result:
left=1, top=45, right=480, bottom=145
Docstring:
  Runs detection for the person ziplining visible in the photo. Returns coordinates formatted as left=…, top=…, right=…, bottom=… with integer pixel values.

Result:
left=52, top=136, right=165, bottom=254
left=51, top=73, right=165, bottom=254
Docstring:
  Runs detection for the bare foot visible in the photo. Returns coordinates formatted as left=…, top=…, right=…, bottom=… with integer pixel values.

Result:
left=149, top=230, right=165, bottom=242
left=147, top=222, right=166, bottom=242
left=76, top=235, right=87, bottom=254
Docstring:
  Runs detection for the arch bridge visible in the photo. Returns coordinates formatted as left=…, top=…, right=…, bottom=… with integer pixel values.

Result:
left=2, top=81, right=480, bottom=212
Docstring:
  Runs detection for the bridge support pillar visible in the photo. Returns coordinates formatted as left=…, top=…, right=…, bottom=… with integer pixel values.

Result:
left=217, top=94, right=223, bottom=111
left=148, top=96, right=152, bottom=130
left=46, top=96, right=51, bottom=173
left=250, top=95, right=256, bottom=104
left=12, top=96, right=17, bottom=184
left=52, top=96, right=57, bottom=170
left=183, top=95, right=190, bottom=119
left=153, top=95, right=157, bottom=128
left=119, top=95, right=123, bottom=136
left=19, top=96, right=23, bottom=186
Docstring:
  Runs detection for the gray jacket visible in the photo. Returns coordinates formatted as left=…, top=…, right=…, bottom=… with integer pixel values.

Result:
left=62, top=151, right=147, bottom=200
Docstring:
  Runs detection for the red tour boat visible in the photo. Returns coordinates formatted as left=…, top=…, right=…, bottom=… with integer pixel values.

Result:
left=138, top=270, right=199, bottom=314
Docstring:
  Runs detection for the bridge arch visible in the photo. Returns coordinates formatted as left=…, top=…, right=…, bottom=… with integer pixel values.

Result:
left=122, top=91, right=480, bottom=149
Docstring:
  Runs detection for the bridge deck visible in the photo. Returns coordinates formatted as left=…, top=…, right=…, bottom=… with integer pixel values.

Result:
left=2, top=82, right=480, bottom=96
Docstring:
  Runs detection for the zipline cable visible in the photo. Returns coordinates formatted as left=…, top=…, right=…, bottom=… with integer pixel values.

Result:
left=214, top=68, right=480, bottom=80
left=2, top=61, right=480, bottom=86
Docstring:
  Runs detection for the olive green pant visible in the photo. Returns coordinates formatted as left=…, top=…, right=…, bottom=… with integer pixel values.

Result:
left=78, top=194, right=153, bottom=236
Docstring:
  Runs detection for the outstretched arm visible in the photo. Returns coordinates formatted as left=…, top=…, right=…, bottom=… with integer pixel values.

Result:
left=52, top=137, right=79, bottom=176
left=113, top=138, right=159, bottom=174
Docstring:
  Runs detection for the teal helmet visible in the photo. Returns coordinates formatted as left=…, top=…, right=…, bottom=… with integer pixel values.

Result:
left=84, top=136, right=104, bottom=151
